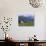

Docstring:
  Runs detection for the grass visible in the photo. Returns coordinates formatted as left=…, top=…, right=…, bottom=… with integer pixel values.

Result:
left=18, top=21, right=34, bottom=26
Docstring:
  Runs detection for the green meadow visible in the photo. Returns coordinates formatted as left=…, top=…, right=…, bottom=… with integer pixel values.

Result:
left=18, top=21, right=34, bottom=26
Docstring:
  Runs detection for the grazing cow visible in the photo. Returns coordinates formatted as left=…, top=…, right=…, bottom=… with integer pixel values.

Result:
left=21, top=21, right=24, bottom=23
left=19, top=20, right=24, bottom=24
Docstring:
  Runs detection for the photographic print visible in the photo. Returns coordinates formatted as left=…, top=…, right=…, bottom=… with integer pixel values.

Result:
left=18, top=15, right=34, bottom=26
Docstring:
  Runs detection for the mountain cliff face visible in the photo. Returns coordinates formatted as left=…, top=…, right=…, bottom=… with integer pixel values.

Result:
left=18, top=16, right=34, bottom=22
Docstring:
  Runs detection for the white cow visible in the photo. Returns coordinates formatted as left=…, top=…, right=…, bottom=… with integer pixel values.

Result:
left=21, top=21, right=24, bottom=23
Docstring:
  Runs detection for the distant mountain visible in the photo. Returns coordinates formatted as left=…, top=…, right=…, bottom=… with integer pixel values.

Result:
left=18, top=16, right=34, bottom=22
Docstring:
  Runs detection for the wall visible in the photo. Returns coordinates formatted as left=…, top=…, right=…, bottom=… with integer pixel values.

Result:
left=0, top=0, right=46, bottom=40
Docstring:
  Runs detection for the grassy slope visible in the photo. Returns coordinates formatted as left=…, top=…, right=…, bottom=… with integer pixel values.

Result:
left=19, top=22, right=34, bottom=26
